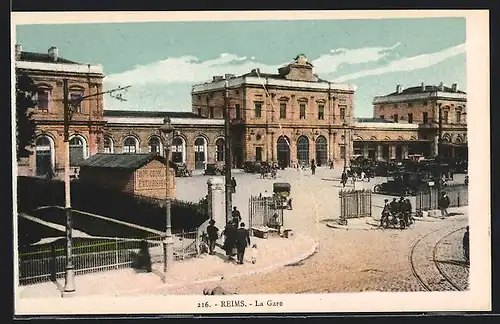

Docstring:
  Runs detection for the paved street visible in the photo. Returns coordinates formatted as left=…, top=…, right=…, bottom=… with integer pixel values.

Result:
left=137, top=166, right=469, bottom=295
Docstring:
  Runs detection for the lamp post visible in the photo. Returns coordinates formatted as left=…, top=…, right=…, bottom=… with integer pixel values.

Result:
left=159, top=117, right=175, bottom=282
left=223, top=80, right=233, bottom=224
left=342, top=121, right=348, bottom=171
left=60, top=79, right=130, bottom=296
left=436, top=103, right=443, bottom=193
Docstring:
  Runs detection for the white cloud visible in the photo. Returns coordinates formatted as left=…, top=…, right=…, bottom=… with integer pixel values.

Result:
left=331, top=43, right=466, bottom=82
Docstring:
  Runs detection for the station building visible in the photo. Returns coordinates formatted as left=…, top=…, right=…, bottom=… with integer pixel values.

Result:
left=15, top=46, right=467, bottom=178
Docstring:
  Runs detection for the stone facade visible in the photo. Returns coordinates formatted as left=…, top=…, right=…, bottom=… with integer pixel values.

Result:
left=16, top=45, right=105, bottom=177
left=191, top=55, right=357, bottom=167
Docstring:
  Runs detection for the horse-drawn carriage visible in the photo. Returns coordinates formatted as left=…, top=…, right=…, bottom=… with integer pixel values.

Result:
left=273, top=182, right=292, bottom=210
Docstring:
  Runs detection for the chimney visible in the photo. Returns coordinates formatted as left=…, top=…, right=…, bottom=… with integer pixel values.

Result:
left=212, top=75, right=223, bottom=82
left=224, top=73, right=235, bottom=79
left=251, top=68, right=260, bottom=75
left=48, top=46, right=59, bottom=61
left=451, top=83, right=458, bottom=92
left=15, top=44, right=22, bottom=60
left=396, top=85, right=403, bottom=94
left=439, top=82, right=444, bottom=91
left=421, top=82, right=425, bottom=91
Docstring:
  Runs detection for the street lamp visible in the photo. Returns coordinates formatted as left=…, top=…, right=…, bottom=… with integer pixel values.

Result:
left=159, top=117, right=175, bottom=282
left=342, top=121, right=348, bottom=171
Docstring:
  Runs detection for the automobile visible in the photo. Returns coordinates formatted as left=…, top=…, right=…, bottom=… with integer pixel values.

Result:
left=204, top=163, right=224, bottom=176
left=272, top=182, right=292, bottom=210
left=373, top=171, right=438, bottom=196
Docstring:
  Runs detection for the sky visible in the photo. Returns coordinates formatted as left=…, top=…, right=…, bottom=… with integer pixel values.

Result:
left=15, top=17, right=466, bottom=117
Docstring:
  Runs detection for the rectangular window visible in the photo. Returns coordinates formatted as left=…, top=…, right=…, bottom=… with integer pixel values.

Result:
left=70, top=91, right=84, bottom=113
left=209, top=107, right=214, bottom=118
left=279, top=102, right=286, bottom=119
left=393, top=114, right=399, bottom=123
left=37, top=90, right=50, bottom=111
left=379, top=115, right=384, bottom=120
left=423, top=112, right=428, bottom=124
left=340, top=145, right=346, bottom=160
left=255, top=147, right=263, bottom=162
left=408, top=113, right=413, bottom=124
left=443, top=110, right=449, bottom=124
left=299, top=103, right=306, bottom=119
left=318, top=104, right=325, bottom=120
left=254, top=102, right=262, bottom=118
left=197, top=107, right=202, bottom=116
left=339, top=106, right=346, bottom=120
left=456, top=111, right=461, bottom=123
left=235, top=104, right=241, bottom=119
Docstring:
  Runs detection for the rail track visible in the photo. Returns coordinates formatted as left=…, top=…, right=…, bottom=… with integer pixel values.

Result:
left=409, top=225, right=467, bottom=291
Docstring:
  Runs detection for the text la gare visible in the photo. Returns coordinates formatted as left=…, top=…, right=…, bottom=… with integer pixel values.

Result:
left=255, top=300, right=284, bottom=307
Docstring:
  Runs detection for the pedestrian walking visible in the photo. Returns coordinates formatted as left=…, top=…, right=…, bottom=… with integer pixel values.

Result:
left=235, top=222, right=251, bottom=265
left=231, top=206, right=242, bottom=225
left=438, top=191, right=450, bottom=219
left=311, top=162, right=316, bottom=175
left=360, top=170, right=366, bottom=182
left=341, top=170, right=348, bottom=188
left=231, top=177, right=237, bottom=194
left=463, top=226, right=469, bottom=263
left=206, top=219, right=219, bottom=255
left=221, top=221, right=237, bottom=260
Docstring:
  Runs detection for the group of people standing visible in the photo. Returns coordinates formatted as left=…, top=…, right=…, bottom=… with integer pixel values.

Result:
left=382, top=196, right=414, bottom=226
left=205, top=206, right=251, bottom=265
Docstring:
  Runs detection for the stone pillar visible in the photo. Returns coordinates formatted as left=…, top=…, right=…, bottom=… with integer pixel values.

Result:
left=207, top=177, right=226, bottom=229
left=328, top=130, right=334, bottom=162
left=402, top=145, right=409, bottom=159
left=376, top=144, right=383, bottom=161
left=390, top=144, right=396, bottom=159
left=362, top=145, right=369, bottom=158
left=433, top=135, right=439, bottom=158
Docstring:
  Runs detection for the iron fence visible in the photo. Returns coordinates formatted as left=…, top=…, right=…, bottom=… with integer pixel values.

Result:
left=18, top=230, right=200, bottom=286
left=339, top=189, right=372, bottom=222
left=248, top=195, right=284, bottom=229
left=416, top=184, right=468, bottom=214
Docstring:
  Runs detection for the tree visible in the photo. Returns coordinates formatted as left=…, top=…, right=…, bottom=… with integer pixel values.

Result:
left=16, top=71, right=37, bottom=161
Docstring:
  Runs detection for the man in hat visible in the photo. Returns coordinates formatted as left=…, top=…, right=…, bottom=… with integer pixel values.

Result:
left=206, top=219, right=219, bottom=255
left=235, top=222, right=251, bottom=265
left=438, top=191, right=450, bottom=219
left=232, top=206, right=242, bottom=226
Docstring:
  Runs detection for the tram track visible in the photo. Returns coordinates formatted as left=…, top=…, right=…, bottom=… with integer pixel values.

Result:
left=409, top=225, right=467, bottom=291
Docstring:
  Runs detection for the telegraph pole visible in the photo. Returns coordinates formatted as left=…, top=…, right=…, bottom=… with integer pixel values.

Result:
left=60, top=79, right=131, bottom=295
left=224, top=80, right=233, bottom=224
left=437, top=104, right=443, bottom=193
left=62, top=78, right=75, bottom=295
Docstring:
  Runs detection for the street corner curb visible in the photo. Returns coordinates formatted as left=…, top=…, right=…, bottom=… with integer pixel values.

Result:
left=324, top=221, right=379, bottom=231
left=115, top=234, right=319, bottom=296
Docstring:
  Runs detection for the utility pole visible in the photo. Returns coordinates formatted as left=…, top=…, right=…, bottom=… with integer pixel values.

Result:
left=60, top=79, right=131, bottom=295
left=224, top=80, right=233, bottom=224
left=62, top=79, right=75, bottom=295
left=437, top=104, right=443, bottom=193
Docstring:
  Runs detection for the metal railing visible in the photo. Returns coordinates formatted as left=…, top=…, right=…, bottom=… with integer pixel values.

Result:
left=18, top=230, right=200, bottom=286
left=248, top=195, right=284, bottom=229
left=416, top=184, right=468, bottom=214
left=339, top=189, right=372, bottom=222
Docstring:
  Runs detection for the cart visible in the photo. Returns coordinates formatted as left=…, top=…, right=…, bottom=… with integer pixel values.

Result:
left=273, top=182, right=292, bottom=210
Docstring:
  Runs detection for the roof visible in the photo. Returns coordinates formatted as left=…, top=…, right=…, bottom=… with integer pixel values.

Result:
left=19, top=51, right=80, bottom=65
left=355, top=117, right=394, bottom=123
left=104, top=110, right=205, bottom=119
left=386, top=85, right=466, bottom=96
left=78, top=153, right=177, bottom=170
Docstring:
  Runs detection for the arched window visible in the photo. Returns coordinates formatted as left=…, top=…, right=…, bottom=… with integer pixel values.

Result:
left=315, top=136, right=328, bottom=166
left=171, top=137, right=184, bottom=163
left=148, top=136, right=161, bottom=154
left=103, top=136, right=113, bottom=153
left=215, top=138, right=225, bottom=162
left=194, top=137, right=207, bottom=170
left=35, top=136, right=54, bottom=176
left=296, top=136, right=310, bottom=165
left=123, top=137, right=138, bottom=153
left=69, top=136, right=85, bottom=166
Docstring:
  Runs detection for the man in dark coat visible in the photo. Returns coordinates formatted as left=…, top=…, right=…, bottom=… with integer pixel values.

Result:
left=235, top=222, right=251, bottom=265
left=389, top=198, right=400, bottom=215
left=206, top=219, right=219, bottom=255
left=438, top=191, right=450, bottom=219
left=221, top=221, right=237, bottom=260
left=232, top=207, right=242, bottom=225
left=341, top=171, right=348, bottom=188
left=231, top=177, right=237, bottom=194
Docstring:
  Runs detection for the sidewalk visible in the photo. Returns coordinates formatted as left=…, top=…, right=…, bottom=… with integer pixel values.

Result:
left=17, top=232, right=317, bottom=299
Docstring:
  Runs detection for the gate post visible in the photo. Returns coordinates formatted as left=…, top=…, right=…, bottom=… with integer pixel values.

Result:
left=206, top=177, right=225, bottom=230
